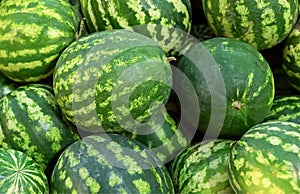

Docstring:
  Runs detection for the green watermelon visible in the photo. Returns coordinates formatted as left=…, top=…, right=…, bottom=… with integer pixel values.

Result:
left=53, top=29, right=172, bottom=134
left=201, top=0, right=299, bottom=50
left=228, top=121, right=300, bottom=193
left=0, top=84, right=80, bottom=169
left=0, top=71, right=19, bottom=98
left=79, top=0, right=192, bottom=54
left=0, top=0, right=82, bottom=83
left=169, top=139, right=235, bottom=193
left=0, top=148, right=49, bottom=193
left=282, top=17, right=300, bottom=92
left=177, top=37, right=275, bottom=138
left=50, top=133, right=175, bottom=193
left=264, top=95, right=300, bottom=124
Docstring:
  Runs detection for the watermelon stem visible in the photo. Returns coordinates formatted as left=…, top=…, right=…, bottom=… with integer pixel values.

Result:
left=76, top=18, right=86, bottom=39
left=232, top=101, right=243, bottom=110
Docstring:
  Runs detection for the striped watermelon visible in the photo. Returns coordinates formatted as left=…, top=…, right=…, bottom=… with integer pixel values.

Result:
left=228, top=121, right=300, bottom=193
left=53, top=29, right=172, bottom=134
left=264, top=95, right=300, bottom=124
left=79, top=0, right=192, bottom=54
left=169, top=139, right=235, bottom=193
left=0, top=84, right=80, bottom=169
left=50, top=133, right=175, bottom=193
left=177, top=37, right=275, bottom=138
left=0, top=0, right=82, bottom=83
left=202, top=0, right=299, bottom=50
left=0, top=148, right=49, bottom=193
left=282, top=17, right=300, bottom=92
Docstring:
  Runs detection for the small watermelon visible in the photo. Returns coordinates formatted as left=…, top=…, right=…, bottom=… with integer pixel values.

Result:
left=228, top=121, right=300, bottom=193
left=0, top=0, right=82, bottom=83
left=53, top=29, right=172, bottom=134
left=169, top=139, right=235, bottom=193
left=50, top=133, right=175, bottom=193
left=177, top=37, right=275, bottom=138
left=202, top=0, right=299, bottom=50
left=0, top=148, right=49, bottom=193
left=0, top=84, right=80, bottom=169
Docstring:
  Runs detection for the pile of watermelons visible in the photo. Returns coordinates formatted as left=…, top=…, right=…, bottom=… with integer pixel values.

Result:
left=0, top=0, right=299, bottom=193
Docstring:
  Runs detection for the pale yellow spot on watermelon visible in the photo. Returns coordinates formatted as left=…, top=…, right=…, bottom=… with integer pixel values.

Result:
left=44, top=54, right=59, bottom=64
left=2, top=60, right=42, bottom=73
left=133, top=178, right=151, bottom=193
left=65, top=177, right=73, bottom=189
left=261, top=178, right=271, bottom=188
left=59, top=170, right=67, bottom=180
left=209, top=156, right=223, bottom=170
left=245, top=168, right=263, bottom=186
left=47, top=27, right=67, bottom=39
left=45, top=127, right=62, bottom=152
left=267, top=136, right=282, bottom=145
left=233, top=158, right=245, bottom=171
left=0, top=50, right=8, bottom=58
left=256, top=0, right=270, bottom=9
left=39, top=44, right=60, bottom=54
left=79, top=167, right=89, bottom=180
left=68, top=151, right=80, bottom=167
left=147, top=4, right=161, bottom=21
left=108, top=172, right=122, bottom=187
left=9, top=49, right=37, bottom=58
left=71, top=190, right=78, bottom=194
left=255, top=151, right=270, bottom=166
left=86, top=177, right=100, bottom=193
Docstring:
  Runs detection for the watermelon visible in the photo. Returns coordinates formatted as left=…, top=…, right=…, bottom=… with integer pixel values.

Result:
left=0, top=148, right=48, bottom=193
left=0, top=0, right=82, bottom=83
left=79, top=0, right=192, bottom=54
left=177, top=37, right=275, bottom=138
left=53, top=29, right=172, bottom=134
left=228, top=121, right=300, bottom=193
left=282, top=17, right=300, bottom=92
left=201, top=0, right=299, bottom=50
left=169, top=139, right=235, bottom=193
left=50, top=133, right=175, bottom=193
left=0, top=84, right=80, bottom=169
left=264, top=95, right=300, bottom=124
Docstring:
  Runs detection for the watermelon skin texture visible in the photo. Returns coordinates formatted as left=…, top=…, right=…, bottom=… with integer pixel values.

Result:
left=228, top=121, right=300, bottom=193
left=283, top=19, right=300, bottom=92
left=79, top=0, right=192, bottom=54
left=264, top=95, right=300, bottom=124
left=0, top=84, right=80, bottom=169
left=169, top=139, right=235, bottom=193
left=0, top=0, right=81, bottom=83
left=0, top=148, right=49, bottom=194
left=50, top=133, right=175, bottom=194
left=177, top=37, right=275, bottom=138
left=53, top=29, right=172, bottom=134
left=202, top=0, right=299, bottom=50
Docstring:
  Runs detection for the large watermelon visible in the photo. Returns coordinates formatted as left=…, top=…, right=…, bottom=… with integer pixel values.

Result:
left=50, top=133, right=175, bottom=193
left=0, top=148, right=49, bottom=193
left=169, top=139, right=235, bottom=193
left=79, top=0, right=192, bottom=54
left=53, top=29, right=172, bottom=134
left=177, top=37, right=275, bottom=138
left=0, top=0, right=82, bottom=83
left=0, top=84, right=80, bottom=169
left=201, top=0, right=299, bottom=50
left=282, top=17, right=300, bottom=92
left=228, top=121, right=300, bottom=193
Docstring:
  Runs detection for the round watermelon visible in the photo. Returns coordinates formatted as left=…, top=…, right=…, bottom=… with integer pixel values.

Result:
left=282, top=18, right=300, bottom=92
left=177, top=37, right=275, bottom=138
left=53, top=29, right=172, bottom=134
left=0, top=84, right=80, bottom=169
left=201, top=0, right=299, bottom=50
left=169, top=139, right=235, bottom=193
left=228, top=121, right=300, bottom=193
left=0, top=0, right=82, bottom=83
left=50, top=133, right=175, bottom=193
left=0, top=148, right=49, bottom=193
